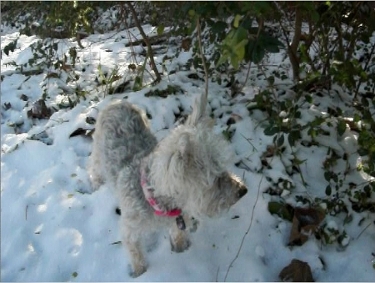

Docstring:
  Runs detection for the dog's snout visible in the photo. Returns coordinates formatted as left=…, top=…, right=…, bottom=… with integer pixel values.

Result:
left=237, top=187, right=248, bottom=198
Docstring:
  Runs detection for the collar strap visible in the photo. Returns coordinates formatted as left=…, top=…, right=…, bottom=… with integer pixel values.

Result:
left=140, top=163, right=182, bottom=217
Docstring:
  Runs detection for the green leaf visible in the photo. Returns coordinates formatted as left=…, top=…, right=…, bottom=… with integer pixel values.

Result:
left=259, top=33, right=284, bottom=53
left=288, top=130, right=301, bottom=147
left=325, top=185, right=332, bottom=196
left=324, top=171, right=331, bottom=181
left=233, top=26, right=248, bottom=43
left=157, top=25, right=164, bottom=36
left=233, top=14, right=242, bottom=28
left=277, top=134, right=285, bottom=147
left=332, top=173, right=338, bottom=183
left=233, top=38, right=248, bottom=63
left=305, top=95, right=313, bottom=103
left=188, top=17, right=197, bottom=34
left=361, top=96, right=369, bottom=107
left=311, top=10, right=320, bottom=23
left=53, top=42, right=59, bottom=51
left=252, top=43, right=266, bottom=64
left=293, top=158, right=307, bottom=165
left=263, top=41, right=280, bottom=53
left=188, top=9, right=195, bottom=17
left=216, top=50, right=230, bottom=67
left=337, top=120, right=346, bottom=136
left=264, top=125, right=279, bottom=136
left=244, top=41, right=255, bottom=62
left=230, top=53, right=240, bottom=69
left=357, top=148, right=368, bottom=156
left=308, top=127, right=317, bottom=138
left=218, top=27, right=248, bottom=69
left=211, top=21, right=227, bottom=34
left=3, top=39, right=18, bottom=56
left=222, top=129, right=232, bottom=141
left=268, top=201, right=294, bottom=222
left=370, top=182, right=375, bottom=191
left=133, top=76, right=143, bottom=91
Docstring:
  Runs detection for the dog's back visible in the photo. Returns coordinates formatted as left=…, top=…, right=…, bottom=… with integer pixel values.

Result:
left=91, top=101, right=157, bottom=186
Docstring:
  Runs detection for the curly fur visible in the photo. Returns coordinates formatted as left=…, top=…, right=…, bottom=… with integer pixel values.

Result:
left=88, top=98, right=247, bottom=277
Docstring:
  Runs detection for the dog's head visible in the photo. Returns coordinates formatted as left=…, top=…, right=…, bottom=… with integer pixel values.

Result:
left=149, top=117, right=247, bottom=218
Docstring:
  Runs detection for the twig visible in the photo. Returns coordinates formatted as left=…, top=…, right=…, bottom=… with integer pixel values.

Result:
left=243, top=61, right=253, bottom=87
left=243, top=18, right=263, bottom=86
left=356, top=221, right=373, bottom=240
left=223, top=174, right=264, bottom=281
left=122, top=7, right=140, bottom=66
left=274, top=1, right=301, bottom=82
left=291, top=151, right=308, bottom=188
left=196, top=17, right=209, bottom=111
left=240, top=133, right=258, bottom=153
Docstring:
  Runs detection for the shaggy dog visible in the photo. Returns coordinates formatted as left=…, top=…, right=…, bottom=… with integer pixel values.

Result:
left=88, top=96, right=248, bottom=277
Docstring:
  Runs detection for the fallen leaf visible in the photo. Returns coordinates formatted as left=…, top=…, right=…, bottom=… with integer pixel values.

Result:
left=69, top=128, right=94, bottom=138
left=27, top=99, right=52, bottom=119
left=289, top=207, right=325, bottom=246
left=279, top=259, right=314, bottom=282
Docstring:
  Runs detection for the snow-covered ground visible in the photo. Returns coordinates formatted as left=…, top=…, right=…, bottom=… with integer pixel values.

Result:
left=1, top=19, right=375, bottom=282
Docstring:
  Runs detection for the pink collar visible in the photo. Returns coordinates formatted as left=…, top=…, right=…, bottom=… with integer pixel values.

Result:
left=140, top=164, right=182, bottom=217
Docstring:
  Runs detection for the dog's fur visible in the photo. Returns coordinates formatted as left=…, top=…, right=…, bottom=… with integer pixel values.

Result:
left=88, top=97, right=247, bottom=277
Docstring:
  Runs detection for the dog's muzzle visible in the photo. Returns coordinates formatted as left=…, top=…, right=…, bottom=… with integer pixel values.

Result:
left=237, top=187, right=248, bottom=199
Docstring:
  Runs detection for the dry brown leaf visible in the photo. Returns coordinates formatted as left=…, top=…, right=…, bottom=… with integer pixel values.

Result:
left=27, top=99, right=52, bottom=119
left=279, top=258, right=314, bottom=282
left=289, top=207, right=325, bottom=246
left=69, top=128, right=94, bottom=138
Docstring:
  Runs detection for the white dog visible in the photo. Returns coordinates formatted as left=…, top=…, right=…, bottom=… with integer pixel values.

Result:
left=88, top=95, right=248, bottom=277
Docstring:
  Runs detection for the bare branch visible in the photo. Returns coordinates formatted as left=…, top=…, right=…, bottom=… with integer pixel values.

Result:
left=125, top=2, right=161, bottom=83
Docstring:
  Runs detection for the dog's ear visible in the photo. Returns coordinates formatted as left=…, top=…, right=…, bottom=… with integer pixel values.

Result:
left=178, top=133, right=192, bottom=160
left=200, top=117, right=214, bottom=129
left=186, top=92, right=208, bottom=126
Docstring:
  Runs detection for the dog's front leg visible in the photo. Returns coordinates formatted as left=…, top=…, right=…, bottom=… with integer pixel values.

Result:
left=169, top=222, right=191, bottom=253
left=124, top=235, right=147, bottom=277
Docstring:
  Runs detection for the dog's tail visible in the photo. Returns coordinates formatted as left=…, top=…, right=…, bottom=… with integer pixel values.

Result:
left=186, top=91, right=208, bottom=126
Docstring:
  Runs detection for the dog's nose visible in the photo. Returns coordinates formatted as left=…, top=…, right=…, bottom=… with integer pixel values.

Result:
left=237, top=188, right=248, bottom=198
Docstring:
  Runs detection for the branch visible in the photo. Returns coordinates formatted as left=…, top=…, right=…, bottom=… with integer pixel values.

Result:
left=289, top=4, right=302, bottom=81
left=243, top=18, right=263, bottom=86
left=125, top=2, right=161, bottom=83
left=274, top=1, right=301, bottom=82
left=185, top=17, right=209, bottom=126
left=196, top=17, right=208, bottom=111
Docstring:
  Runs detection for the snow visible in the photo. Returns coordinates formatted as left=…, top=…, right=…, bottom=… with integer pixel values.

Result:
left=1, top=19, right=375, bottom=282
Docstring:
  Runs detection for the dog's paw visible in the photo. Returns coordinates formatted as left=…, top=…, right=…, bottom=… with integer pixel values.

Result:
left=189, top=217, right=199, bottom=233
left=170, top=236, right=191, bottom=253
left=128, top=264, right=147, bottom=278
